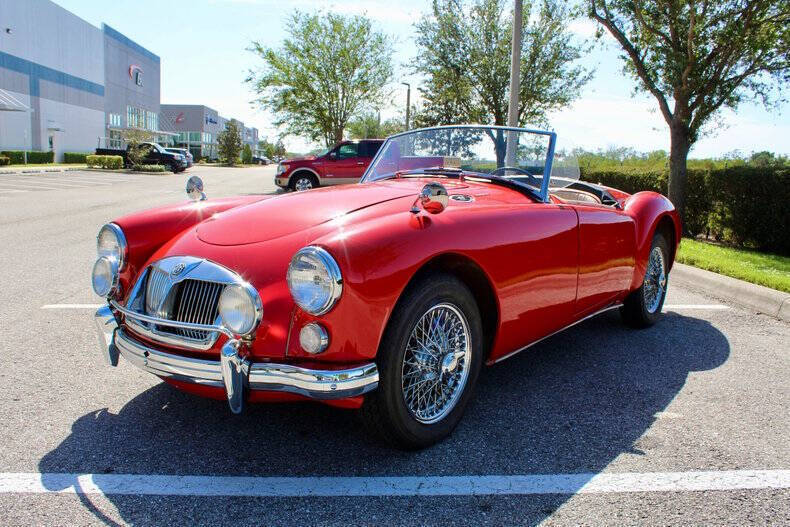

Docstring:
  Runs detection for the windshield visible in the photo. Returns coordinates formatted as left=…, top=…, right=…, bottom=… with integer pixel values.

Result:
left=361, top=126, right=579, bottom=200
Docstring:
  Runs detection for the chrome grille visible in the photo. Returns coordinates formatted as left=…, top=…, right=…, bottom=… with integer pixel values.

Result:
left=170, top=279, right=224, bottom=340
left=145, top=267, right=170, bottom=316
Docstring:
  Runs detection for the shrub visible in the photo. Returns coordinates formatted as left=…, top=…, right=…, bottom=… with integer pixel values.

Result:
left=86, top=155, right=124, bottom=169
left=0, top=156, right=10, bottom=166
left=63, top=152, right=89, bottom=163
left=0, top=150, right=54, bottom=164
left=0, top=151, right=25, bottom=164
left=581, top=166, right=790, bottom=255
left=132, top=164, right=167, bottom=172
left=242, top=143, right=253, bottom=164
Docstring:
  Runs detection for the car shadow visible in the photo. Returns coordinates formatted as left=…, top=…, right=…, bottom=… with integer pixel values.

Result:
left=39, top=311, right=729, bottom=525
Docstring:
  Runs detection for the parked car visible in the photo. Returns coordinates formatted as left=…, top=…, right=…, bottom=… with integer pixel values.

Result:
left=165, top=147, right=193, bottom=168
left=275, top=139, right=384, bottom=191
left=92, top=125, right=680, bottom=449
left=96, top=142, right=187, bottom=173
left=252, top=155, right=272, bottom=165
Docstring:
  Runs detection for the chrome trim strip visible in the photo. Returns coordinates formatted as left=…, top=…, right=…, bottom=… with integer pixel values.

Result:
left=112, top=329, right=379, bottom=400
left=94, top=305, right=119, bottom=366
left=111, top=299, right=234, bottom=337
left=492, top=303, right=622, bottom=364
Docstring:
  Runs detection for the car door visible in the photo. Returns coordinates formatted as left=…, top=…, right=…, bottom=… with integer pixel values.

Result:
left=572, top=204, right=637, bottom=315
left=357, top=140, right=383, bottom=175
left=322, top=143, right=363, bottom=185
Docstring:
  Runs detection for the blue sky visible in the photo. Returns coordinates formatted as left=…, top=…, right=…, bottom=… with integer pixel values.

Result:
left=56, top=0, right=789, bottom=157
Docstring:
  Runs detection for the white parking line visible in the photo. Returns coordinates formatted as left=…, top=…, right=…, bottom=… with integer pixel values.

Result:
left=0, top=470, right=787, bottom=497
left=663, top=304, right=731, bottom=310
left=41, top=304, right=102, bottom=309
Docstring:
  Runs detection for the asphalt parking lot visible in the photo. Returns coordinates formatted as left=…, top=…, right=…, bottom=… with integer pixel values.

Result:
left=0, top=165, right=788, bottom=525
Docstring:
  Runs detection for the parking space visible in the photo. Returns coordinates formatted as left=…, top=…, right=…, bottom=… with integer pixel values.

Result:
left=0, top=167, right=787, bottom=525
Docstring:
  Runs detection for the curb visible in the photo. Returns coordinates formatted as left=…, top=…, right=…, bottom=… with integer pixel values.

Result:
left=0, top=166, right=86, bottom=175
left=671, top=263, right=790, bottom=322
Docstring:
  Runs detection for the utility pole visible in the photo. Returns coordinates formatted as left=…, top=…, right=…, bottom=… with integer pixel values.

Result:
left=401, top=82, right=411, bottom=130
left=505, top=0, right=522, bottom=168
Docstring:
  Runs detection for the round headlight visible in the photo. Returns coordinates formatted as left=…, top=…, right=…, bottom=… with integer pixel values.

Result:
left=287, top=246, right=343, bottom=315
left=97, top=223, right=127, bottom=270
left=92, top=256, right=119, bottom=297
left=218, top=283, right=262, bottom=336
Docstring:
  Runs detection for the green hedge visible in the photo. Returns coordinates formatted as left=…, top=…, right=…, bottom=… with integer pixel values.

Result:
left=0, top=150, right=54, bottom=164
left=63, top=152, right=89, bottom=163
left=0, top=156, right=9, bottom=166
left=86, top=155, right=123, bottom=170
left=581, top=166, right=790, bottom=255
left=132, top=164, right=167, bottom=172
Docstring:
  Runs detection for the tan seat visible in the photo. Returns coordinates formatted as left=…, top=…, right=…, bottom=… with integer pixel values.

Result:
left=551, top=188, right=602, bottom=205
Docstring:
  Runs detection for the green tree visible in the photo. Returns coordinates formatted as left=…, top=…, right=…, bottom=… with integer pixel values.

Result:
left=247, top=11, right=394, bottom=147
left=347, top=111, right=405, bottom=139
left=258, top=139, right=276, bottom=159
left=412, top=0, right=592, bottom=128
left=217, top=120, right=243, bottom=165
left=121, top=128, right=154, bottom=167
left=242, top=143, right=253, bottom=164
left=589, top=0, right=790, bottom=224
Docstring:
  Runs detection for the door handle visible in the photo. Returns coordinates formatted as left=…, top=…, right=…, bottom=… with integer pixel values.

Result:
left=357, top=162, right=364, bottom=165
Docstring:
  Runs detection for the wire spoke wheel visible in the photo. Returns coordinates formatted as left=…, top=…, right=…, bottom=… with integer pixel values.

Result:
left=643, top=245, right=667, bottom=314
left=401, top=303, right=472, bottom=424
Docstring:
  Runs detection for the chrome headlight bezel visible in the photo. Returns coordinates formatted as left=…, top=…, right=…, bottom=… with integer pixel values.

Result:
left=287, top=246, right=343, bottom=316
left=218, top=282, right=263, bottom=336
left=276, top=163, right=289, bottom=175
left=97, top=223, right=128, bottom=271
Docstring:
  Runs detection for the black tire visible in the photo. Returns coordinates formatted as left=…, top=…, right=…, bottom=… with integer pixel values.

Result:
left=360, top=273, right=483, bottom=450
left=289, top=172, right=318, bottom=191
left=620, top=233, right=670, bottom=328
left=170, top=163, right=179, bottom=173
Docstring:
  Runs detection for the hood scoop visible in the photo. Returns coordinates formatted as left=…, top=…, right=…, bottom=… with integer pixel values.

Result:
left=196, top=185, right=415, bottom=246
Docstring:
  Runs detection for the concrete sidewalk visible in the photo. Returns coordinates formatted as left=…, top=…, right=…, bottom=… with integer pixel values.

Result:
left=0, top=165, right=87, bottom=175
left=672, top=263, right=790, bottom=322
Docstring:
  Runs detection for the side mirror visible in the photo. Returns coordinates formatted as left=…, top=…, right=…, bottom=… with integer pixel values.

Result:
left=413, top=182, right=449, bottom=214
left=186, top=175, right=206, bottom=201
left=328, top=152, right=337, bottom=160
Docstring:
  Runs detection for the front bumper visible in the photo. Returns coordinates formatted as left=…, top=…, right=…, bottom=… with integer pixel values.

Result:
left=275, top=177, right=288, bottom=188
left=94, top=305, right=379, bottom=413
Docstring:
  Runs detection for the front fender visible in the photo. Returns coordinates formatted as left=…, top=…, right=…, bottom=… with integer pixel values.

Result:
left=622, top=191, right=682, bottom=290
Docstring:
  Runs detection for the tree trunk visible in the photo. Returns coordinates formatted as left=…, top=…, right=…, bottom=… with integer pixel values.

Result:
left=668, top=124, right=691, bottom=230
left=334, top=127, right=344, bottom=145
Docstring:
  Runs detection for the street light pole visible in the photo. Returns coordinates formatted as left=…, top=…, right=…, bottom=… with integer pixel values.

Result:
left=505, top=0, right=522, bottom=167
left=401, top=82, right=411, bottom=130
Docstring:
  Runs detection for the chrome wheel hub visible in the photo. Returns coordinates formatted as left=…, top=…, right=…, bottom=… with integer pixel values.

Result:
left=401, top=303, right=472, bottom=424
left=643, top=246, right=667, bottom=314
left=295, top=178, right=313, bottom=191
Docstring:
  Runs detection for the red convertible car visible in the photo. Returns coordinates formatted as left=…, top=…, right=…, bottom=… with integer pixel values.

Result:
left=93, top=125, right=680, bottom=449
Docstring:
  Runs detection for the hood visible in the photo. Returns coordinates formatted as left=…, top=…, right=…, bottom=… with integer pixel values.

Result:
left=281, top=155, right=316, bottom=163
left=196, top=184, right=416, bottom=246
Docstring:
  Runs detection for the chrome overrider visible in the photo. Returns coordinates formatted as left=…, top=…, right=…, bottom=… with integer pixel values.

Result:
left=94, top=299, right=379, bottom=415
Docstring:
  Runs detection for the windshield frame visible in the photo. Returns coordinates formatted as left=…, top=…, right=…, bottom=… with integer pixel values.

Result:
left=360, top=125, right=558, bottom=202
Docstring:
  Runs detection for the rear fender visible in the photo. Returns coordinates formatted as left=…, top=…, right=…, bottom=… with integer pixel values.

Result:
left=622, top=192, right=682, bottom=290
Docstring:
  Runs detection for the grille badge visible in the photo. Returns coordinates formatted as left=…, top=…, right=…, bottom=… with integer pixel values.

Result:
left=171, top=263, right=186, bottom=277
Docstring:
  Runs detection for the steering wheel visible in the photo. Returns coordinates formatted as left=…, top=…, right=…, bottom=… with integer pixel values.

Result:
left=488, top=166, right=541, bottom=187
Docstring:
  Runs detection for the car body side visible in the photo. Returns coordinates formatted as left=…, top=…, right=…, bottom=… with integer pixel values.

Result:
left=275, top=140, right=384, bottom=189
left=110, top=178, right=680, bottom=407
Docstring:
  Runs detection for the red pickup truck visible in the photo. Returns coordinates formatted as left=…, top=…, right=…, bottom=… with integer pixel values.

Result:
left=275, top=139, right=384, bottom=191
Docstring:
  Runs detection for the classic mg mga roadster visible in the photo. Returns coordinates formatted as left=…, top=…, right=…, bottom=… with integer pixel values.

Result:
left=93, top=125, right=680, bottom=449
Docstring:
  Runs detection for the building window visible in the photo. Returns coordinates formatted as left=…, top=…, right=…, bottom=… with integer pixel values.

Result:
left=108, top=113, right=122, bottom=128
left=126, top=106, right=159, bottom=131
